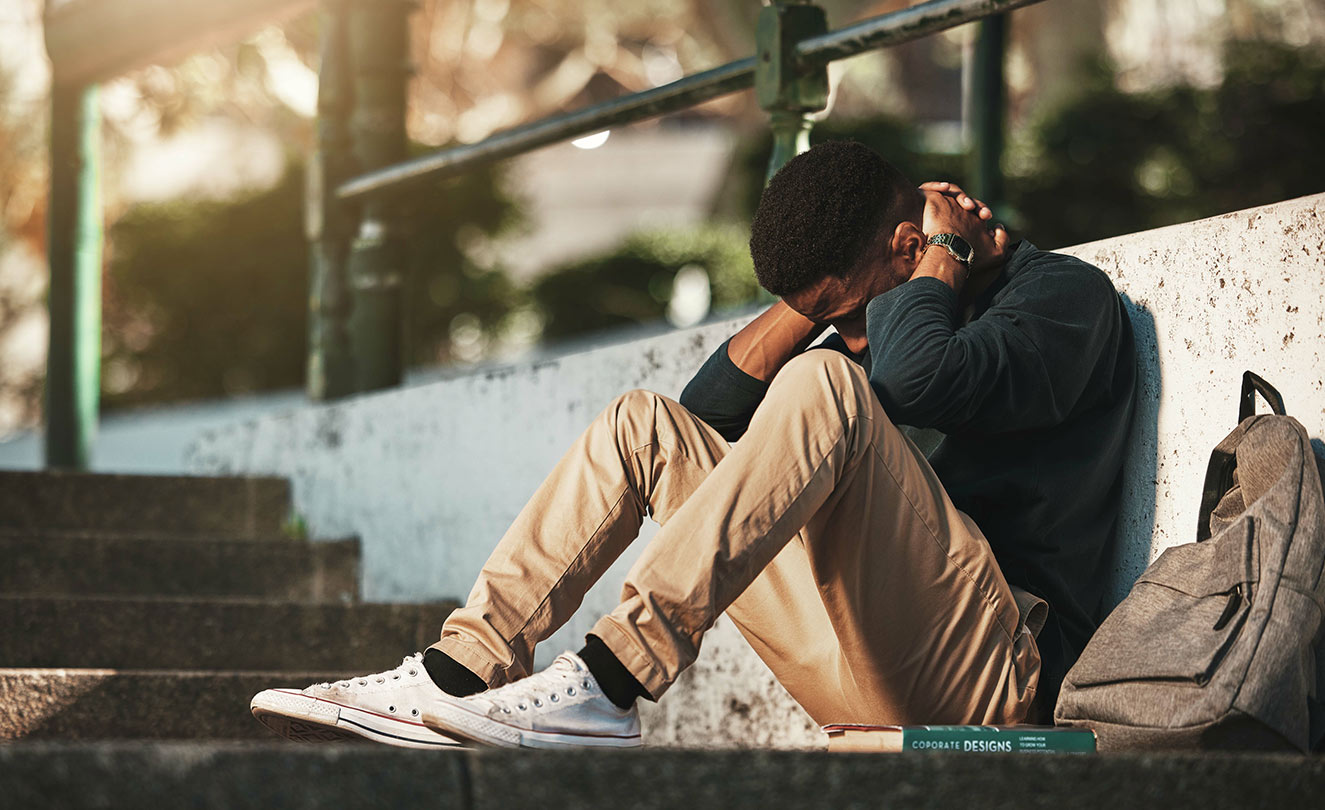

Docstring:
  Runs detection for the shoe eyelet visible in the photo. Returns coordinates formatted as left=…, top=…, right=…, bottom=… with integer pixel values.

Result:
left=582, top=679, right=592, bottom=689
left=392, top=674, right=400, bottom=680
left=388, top=705, right=396, bottom=713
left=376, top=677, right=385, bottom=684
left=566, top=686, right=576, bottom=696
left=503, top=707, right=512, bottom=714
left=518, top=703, right=528, bottom=711
left=549, top=694, right=559, bottom=702
left=411, top=708, right=420, bottom=717
left=409, top=669, right=418, bottom=676
left=533, top=699, right=543, bottom=708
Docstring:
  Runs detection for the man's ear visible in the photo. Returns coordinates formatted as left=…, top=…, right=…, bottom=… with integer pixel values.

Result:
left=889, top=221, right=927, bottom=273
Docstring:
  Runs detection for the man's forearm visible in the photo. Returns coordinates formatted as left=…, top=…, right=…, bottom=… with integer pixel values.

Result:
left=909, top=243, right=969, bottom=297
left=727, top=300, right=827, bottom=382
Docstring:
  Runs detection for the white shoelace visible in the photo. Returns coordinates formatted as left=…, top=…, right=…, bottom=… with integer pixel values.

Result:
left=320, top=652, right=424, bottom=690
left=478, top=654, right=595, bottom=714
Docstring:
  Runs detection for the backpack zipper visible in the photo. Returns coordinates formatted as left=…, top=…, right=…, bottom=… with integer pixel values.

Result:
left=1213, top=583, right=1246, bottom=632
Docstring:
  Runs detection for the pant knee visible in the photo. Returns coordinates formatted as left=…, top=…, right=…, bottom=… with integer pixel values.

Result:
left=607, top=388, right=666, bottom=418
left=601, top=388, right=668, bottom=443
left=768, top=349, right=876, bottom=417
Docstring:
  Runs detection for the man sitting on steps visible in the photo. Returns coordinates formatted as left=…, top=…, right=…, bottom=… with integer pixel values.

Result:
left=251, top=140, right=1137, bottom=749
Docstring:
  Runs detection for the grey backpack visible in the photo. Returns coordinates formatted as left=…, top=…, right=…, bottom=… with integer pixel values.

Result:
left=1055, top=372, right=1325, bottom=751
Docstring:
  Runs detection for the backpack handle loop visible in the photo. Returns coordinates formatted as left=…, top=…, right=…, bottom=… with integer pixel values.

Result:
left=1196, top=372, right=1288, bottom=542
left=1240, top=371, right=1286, bottom=422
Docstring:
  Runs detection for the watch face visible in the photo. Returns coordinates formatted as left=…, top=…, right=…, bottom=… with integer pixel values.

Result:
left=949, top=235, right=974, bottom=262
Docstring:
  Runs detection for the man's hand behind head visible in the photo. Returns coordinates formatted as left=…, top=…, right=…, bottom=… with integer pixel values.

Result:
left=919, top=181, right=995, bottom=221
left=920, top=183, right=1009, bottom=274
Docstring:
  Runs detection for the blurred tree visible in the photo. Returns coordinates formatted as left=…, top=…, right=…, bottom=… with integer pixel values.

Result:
left=530, top=39, right=1325, bottom=348
left=528, top=115, right=965, bottom=345
left=395, top=151, right=523, bottom=366
left=103, top=155, right=519, bottom=409
left=1007, top=68, right=1194, bottom=248
left=406, top=0, right=906, bottom=146
left=1192, top=40, right=1325, bottom=221
left=718, top=39, right=1325, bottom=255
left=1011, top=40, right=1325, bottom=248
left=0, top=18, right=51, bottom=433
left=530, top=225, right=757, bottom=341
left=103, top=167, right=309, bottom=408
left=5, top=0, right=1324, bottom=430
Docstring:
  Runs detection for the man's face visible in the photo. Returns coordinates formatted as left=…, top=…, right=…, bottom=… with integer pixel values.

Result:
left=781, top=233, right=908, bottom=350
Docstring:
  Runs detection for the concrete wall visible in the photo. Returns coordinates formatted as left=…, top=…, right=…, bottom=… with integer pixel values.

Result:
left=188, top=193, right=1325, bottom=747
left=1066, top=195, right=1325, bottom=595
left=0, top=392, right=305, bottom=474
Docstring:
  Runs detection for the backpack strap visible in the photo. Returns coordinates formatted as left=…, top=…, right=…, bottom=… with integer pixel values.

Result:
left=1196, top=372, right=1288, bottom=542
left=1240, top=371, right=1286, bottom=421
left=1310, top=695, right=1325, bottom=752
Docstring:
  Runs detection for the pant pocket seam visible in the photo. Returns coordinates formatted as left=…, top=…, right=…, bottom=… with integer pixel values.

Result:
left=867, top=441, right=1020, bottom=647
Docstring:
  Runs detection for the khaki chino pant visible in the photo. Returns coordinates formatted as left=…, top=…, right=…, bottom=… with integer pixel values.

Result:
left=432, top=350, right=1043, bottom=726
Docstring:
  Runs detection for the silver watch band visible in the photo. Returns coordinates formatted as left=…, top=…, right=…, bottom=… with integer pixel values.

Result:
left=925, top=233, right=974, bottom=268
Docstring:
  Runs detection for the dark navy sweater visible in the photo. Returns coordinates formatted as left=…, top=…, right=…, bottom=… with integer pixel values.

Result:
left=679, top=241, right=1137, bottom=702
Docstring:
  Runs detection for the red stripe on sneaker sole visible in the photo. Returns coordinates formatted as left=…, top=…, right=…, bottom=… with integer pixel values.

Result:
left=273, top=689, right=434, bottom=730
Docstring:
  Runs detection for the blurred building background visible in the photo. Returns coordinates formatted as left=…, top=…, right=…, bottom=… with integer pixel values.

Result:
left=0, top=0, right=1323, bottom=467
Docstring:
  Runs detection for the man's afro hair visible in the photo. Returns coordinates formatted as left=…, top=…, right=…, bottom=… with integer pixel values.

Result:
left=749, top=140, right=915, bottom=297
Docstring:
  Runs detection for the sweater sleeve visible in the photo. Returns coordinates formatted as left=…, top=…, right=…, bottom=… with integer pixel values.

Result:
left=863, top=254, right=1120, bottom=435
left=678, top=338, right=771, bottom=442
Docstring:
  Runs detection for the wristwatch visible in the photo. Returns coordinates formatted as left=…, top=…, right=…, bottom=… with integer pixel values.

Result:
left=925, top=233, right=975, bottom=270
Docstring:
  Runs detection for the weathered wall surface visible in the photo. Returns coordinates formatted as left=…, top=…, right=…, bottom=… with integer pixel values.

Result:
left=188, top=193, right=1325, bottom=748
left=1063, top=194, right=1325, bottom=599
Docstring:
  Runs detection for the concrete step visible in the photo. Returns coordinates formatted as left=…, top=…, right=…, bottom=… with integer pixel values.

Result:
left=1, top=596, right=456, bottom=670
left=0, top=470, right=291, bottom=538
left=0, top=744, right=1320, bottom=810
left=0, top=669, right=362, bottom=740
left=0, top=531, right=359, bottom=602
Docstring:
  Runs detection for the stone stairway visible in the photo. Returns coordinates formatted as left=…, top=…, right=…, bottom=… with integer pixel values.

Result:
left=3, top=470, right=1322, bottom=809
left=0, top=470, right=455, bottom=741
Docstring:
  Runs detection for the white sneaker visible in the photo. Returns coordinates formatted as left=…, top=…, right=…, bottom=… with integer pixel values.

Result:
left=251, top=653, right=467, bottom=749
left=421, top=651, right=642, bottom=749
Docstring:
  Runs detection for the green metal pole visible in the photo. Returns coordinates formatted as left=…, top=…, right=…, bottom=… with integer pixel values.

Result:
left=756, top=1, right=829, bottom=184
left=307, top=0, right=356, bottom=401
left=45, top=83, right=102, bottom=469
left=767, top=110, right=814, bottom=183
left=969, top=14, right=1007, bottom=209
left=346, top=0, right=413, bottom=392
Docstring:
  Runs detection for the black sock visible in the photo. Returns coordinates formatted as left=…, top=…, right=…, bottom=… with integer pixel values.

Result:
left=423, top=648, right=487, bottom=697
left=578, top=634, right=649, bottom=710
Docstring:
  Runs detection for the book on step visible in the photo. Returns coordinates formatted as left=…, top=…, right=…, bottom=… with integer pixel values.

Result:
left=822, top=724, right=1097, bottom=753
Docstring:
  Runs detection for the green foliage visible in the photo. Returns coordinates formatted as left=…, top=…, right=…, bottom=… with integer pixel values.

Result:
left=394, top=151, right=523, bottom=365
left=532, top=40, right=1325, bottom=346
left=529, top=117, right=965, bottom=344
left=281, top=512, right=309, bottom=541
left=528, top=115, right=966, bottom=345
left=714, top=39, right=1325, bottom=254
left=103, top=40, right=1325, bottom=402
left=1189, top=41, right=1325, bottom=222
left=104, top=167, right=310, bottom=408
left=1008, top=74, right=1194, bottom=247
left=104, top=153, right=519, bottom=408
left=530, top=225, right=758, bottom=340
left=1012, top=40, right=1325, bottom=248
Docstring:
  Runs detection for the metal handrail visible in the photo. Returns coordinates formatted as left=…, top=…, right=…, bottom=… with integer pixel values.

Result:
left=336, top=0, right=1046, bottom=202
left=796, top=0, right=1042, bottom=65
left=337, top=57, right=755, bottom=202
